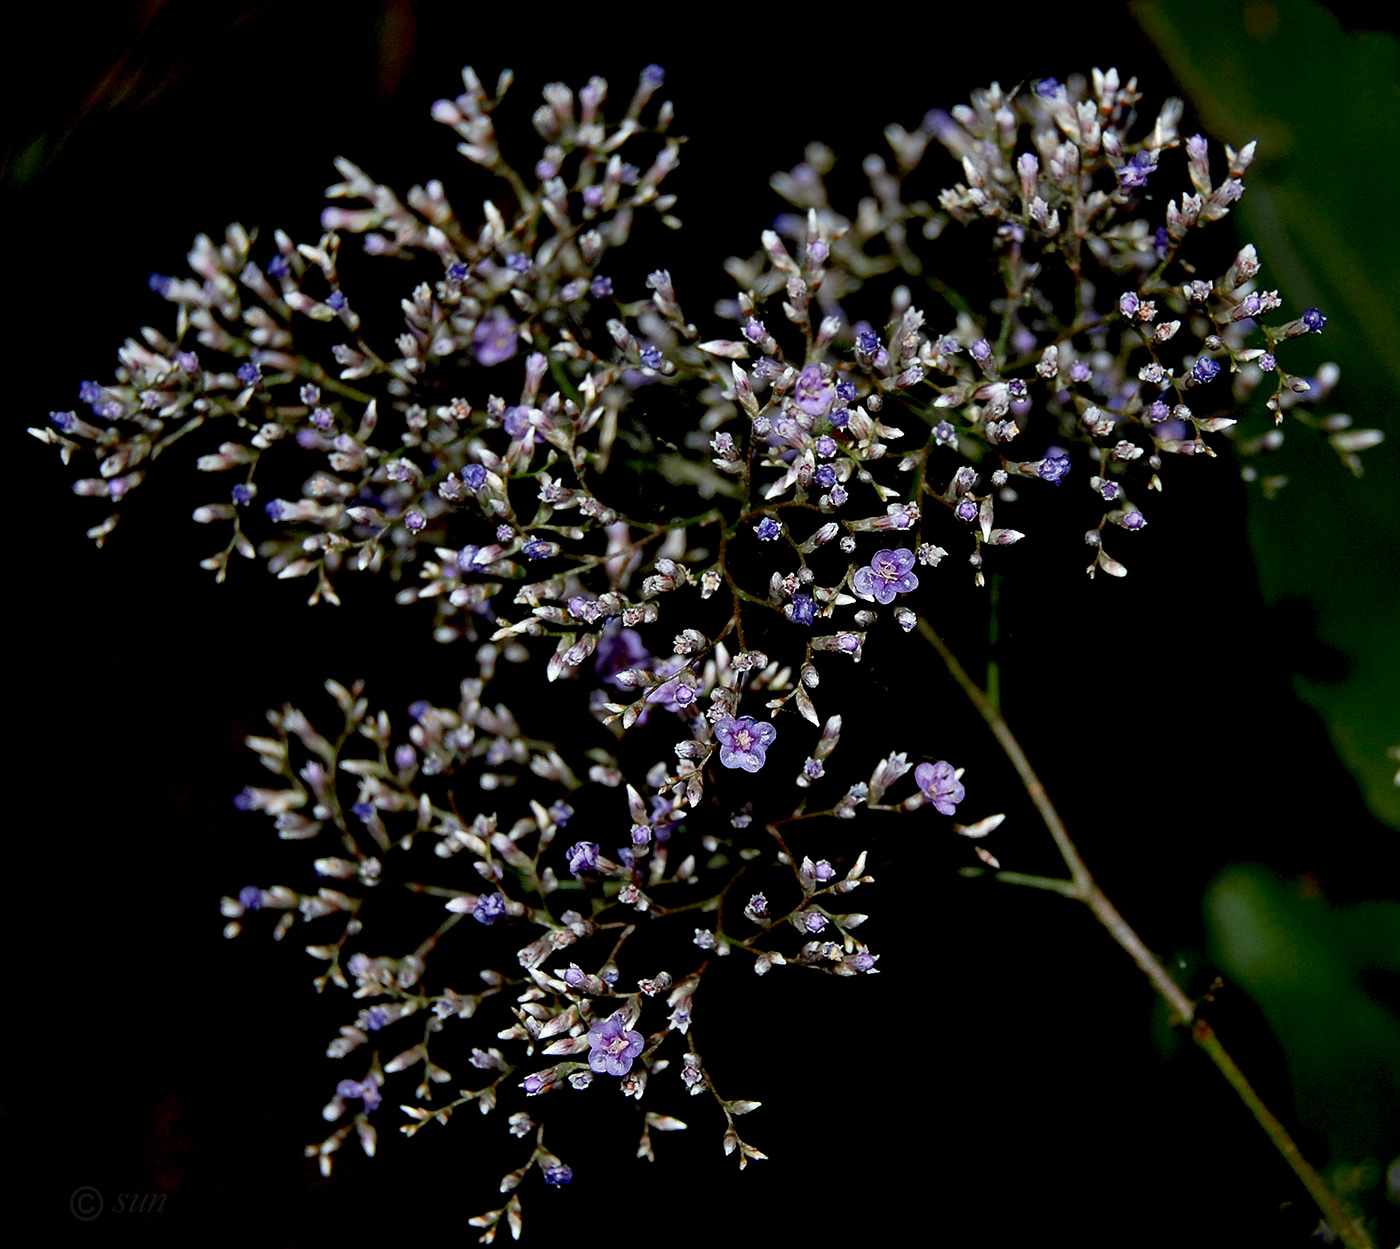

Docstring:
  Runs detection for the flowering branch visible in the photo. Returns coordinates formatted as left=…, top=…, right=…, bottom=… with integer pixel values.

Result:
left=915, top=616, right=1373, bottom=1249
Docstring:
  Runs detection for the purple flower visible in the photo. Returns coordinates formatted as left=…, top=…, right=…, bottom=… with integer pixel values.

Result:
left=405, top=511, right=426, bottom=533
left=266, top=254, right=290, bottom=278
left=238, top=885, right=262, bottom=910
left=714, top=716, right=777, bottom=773
left=915, top=760, right=965, bottom=816
left=970, top=339, right=992, bottom=363
left=595, top=627, right=652, bottom=687
left=473, top=310, right=518, bottom=366
left=852, top=548, right=919, bottom=605
left=857, top=330, right=880, bottom=355
left=544, top=1163, right=573, bottom=1186
left=787, top=594, right=816, bottom=626
left=803, top=911, right=827, bottom=934
left=1038, top=451, right=1071, bottom=484
left=447, top=262, right=468, bottom=281
left=231, top=483, right=254, bottom=506
left=236, top=362, right=261, bottom=385
left=461, top=463, right=487, bottom=490
left=474, top=892, right=507, bottom=925
left=567, top=841, right=600, bottom=875
left=794, top=365, right=835, bottom=416
left=503, top=406, right=533, bottom=437
left=1192, top=357, right=1221, bottom=384
left=337, top=1078, right=382, bottom=1113
left=1303, top=308, right=1327, bottom=333
left=394, top=745, right=416, bottom=770
left=1259, top=353, right=1277, bottom=372
left=549, top=801, right=573, bottom=827
left=754, top=517, right=781, bottom=541
left=590, top=276, right=612, bottom=298
left=327, top=291, right=347, bottom=311
left=1115, top=151, right=1155, bottom=189
left=1146, top=400, right=1170, bottom=423
left=815, top=465, right=837, bottom=488
left=586, top=1010, right=645, bottom=1076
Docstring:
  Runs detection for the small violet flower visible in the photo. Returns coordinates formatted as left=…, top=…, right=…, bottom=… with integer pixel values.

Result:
left=586, top=1010, right=645, bottom=1077
left=1115, top=151, right=1155, bottom=189
left=543, top=1163, right=573, bottom=1186
left=1038, top=451, right=1071, bottom=485
left=794, top=365, right=835, bottom=416
left=714, top=716, right=777, bottom=773
left=336, top=1078, right=382, bottom=1113
left=567, top=842, right=601, bottom=876
left=852, top=548, right=919, bottom=605
left=915, top=760, right=965, bottom=816
left=473, top=892, right=508, bottom=925
left=473, top=309, right=518, bottom=366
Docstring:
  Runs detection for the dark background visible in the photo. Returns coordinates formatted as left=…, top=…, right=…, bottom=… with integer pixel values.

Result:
left=6, top=2, right=1397, bottom=1245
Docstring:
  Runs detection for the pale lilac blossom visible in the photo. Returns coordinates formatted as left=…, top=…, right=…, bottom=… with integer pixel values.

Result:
left=852, top=548, right=919, bottom=605
left=915, top=761, right=965, bottom=815
left=587, top=1011, right=645, bottom=1076
left=714, top=716, right=777, bottom=772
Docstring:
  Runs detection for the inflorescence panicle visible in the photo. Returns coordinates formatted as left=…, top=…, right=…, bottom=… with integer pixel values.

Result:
left=39, top=63, right=1383, bottom=1240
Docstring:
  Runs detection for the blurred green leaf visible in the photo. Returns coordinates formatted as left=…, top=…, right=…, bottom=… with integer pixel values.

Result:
left=1135, top=0, right=1400, bottom=827
left=1206, top=864, right=1400, bottom=1163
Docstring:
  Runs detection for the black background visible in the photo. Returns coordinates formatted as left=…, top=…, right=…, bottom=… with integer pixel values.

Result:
left=7, top=3, right=1396, bottom=1245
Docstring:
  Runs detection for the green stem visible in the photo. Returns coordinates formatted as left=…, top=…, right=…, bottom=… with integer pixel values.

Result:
left=959, top=867, right=1079, bottom=896
left=917, top=615, right=1373, bottom=1249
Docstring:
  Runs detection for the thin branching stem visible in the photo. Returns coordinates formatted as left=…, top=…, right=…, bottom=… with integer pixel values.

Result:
left=916, top=615, right=1373, bottom=1249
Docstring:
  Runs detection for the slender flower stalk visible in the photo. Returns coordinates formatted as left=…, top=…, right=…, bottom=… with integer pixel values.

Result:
left=916, top=616, right=1374, bottom=1249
